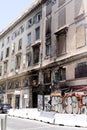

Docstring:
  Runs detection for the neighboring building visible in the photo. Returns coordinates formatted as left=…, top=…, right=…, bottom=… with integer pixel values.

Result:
left=0, top=0, right=87, bottom=109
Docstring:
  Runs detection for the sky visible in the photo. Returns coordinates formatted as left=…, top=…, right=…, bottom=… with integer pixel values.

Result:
left=0, top=0, right=34, bottom=31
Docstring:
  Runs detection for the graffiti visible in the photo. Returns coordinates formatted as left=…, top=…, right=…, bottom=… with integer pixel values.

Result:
left=51, top=93, right=87, bottom=114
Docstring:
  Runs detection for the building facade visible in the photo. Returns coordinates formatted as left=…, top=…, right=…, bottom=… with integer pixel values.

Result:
left=0, top=0, right=87, bottom=109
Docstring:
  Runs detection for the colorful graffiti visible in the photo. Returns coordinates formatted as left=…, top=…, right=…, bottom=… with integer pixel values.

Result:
left=51, top=93, right=87, bottom=114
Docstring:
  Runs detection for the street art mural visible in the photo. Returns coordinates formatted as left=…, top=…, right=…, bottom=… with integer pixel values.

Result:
left=51, top=93, right=87, bottom=114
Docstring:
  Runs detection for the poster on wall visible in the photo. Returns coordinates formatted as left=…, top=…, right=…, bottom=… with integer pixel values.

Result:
left=44, top=95, right=51, bottom=111
left=38, top=95, right=43, bottom=111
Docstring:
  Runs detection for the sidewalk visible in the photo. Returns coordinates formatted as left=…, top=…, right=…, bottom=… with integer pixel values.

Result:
left=8, top=108, right=87, bottom=128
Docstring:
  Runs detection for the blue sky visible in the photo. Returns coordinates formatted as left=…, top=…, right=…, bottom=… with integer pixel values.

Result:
left=0, top=0, right=33, bottom=31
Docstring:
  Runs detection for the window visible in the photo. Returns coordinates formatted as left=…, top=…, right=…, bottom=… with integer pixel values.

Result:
left=35, top=27, right=40, bottom=40
left=46, top=44, right=51, bottom=57
left=0, top=66, right=2, bottom=76
left=57, top=33, right=66, bottom=55
left=6, top=47, right=9, bottom=57
left=1, top=51, right=3, bottom=61
left=12, top=32, right=17, bottom=40
left=44, top=70, right=51, bottom=84
left=75, top=62, right=87, bottom=78
left=46, top=38, right=51, bottom=56
left=46, top=16, right=51, bottom=36
left=55, top=68, right=66, bottom=82
left=7, top=36, right=10, bottom=44
left=33, top=12, right=41, bottom=24
left=16, top=55, right=21, bottom=69
left=18, top=38, right=22, bottom=50
left=19, top=25, right=24, bottom=34
left=1, top=40, right=4, bottom=48
left=4, top=61, right=8, bottom=74
left=12, top=43, right=15, bottom=54
left=46, top=0, right=52, bottom=16
left=27, top=33, right=31, bottom=46
left=58, top=7, right=66, bottom=28
left=26, top=52, right=31, bottom=67
left=33, top=45, right=40, bottom=64
left=27, top=18, right=33, bottom=28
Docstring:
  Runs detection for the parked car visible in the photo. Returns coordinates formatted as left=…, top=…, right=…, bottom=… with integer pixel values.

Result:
left=0, top=103, right=11, bottom=113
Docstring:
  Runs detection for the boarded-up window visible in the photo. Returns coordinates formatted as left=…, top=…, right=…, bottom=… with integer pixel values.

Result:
left=46, top=0, right=52, bottom=16
left=75, top=0, right=84, bottom=17
left=46, top=16, right=51, bottom=36
left=58, top=8, right=66, bottom=28
left=58, top=0, right=65, bottom=7
left=57, top=33, right=66, bottom=55
left=76, top=25, right=85, bottom=48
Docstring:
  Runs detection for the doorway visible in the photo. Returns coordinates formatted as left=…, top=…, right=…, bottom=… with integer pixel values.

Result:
left=32, top=92, right=37, bottom=108
left=15, top=95, right=20, bottom=109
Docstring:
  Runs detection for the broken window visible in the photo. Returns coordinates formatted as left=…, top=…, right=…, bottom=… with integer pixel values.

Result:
left=44, top=70, right=51, bottom=84
left=18, top=38, right=22, bottom=50
left=33, top=45, right=40, bottom=64
left=6, top=47, right=9, bottom=57
left=55, top=68, right=66, bottom=82
left=16, top=55, right=21, bottom=69
left=57, top=32, right=66, bottom=55
left=46, top=16, right=51, bottom=36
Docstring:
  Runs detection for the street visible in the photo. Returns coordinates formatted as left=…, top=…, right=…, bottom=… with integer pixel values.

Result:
left=6, top=116, right=87, bottom=130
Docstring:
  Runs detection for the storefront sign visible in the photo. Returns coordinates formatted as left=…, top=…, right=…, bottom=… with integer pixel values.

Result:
left=14, top=90, right=20, bottom=95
